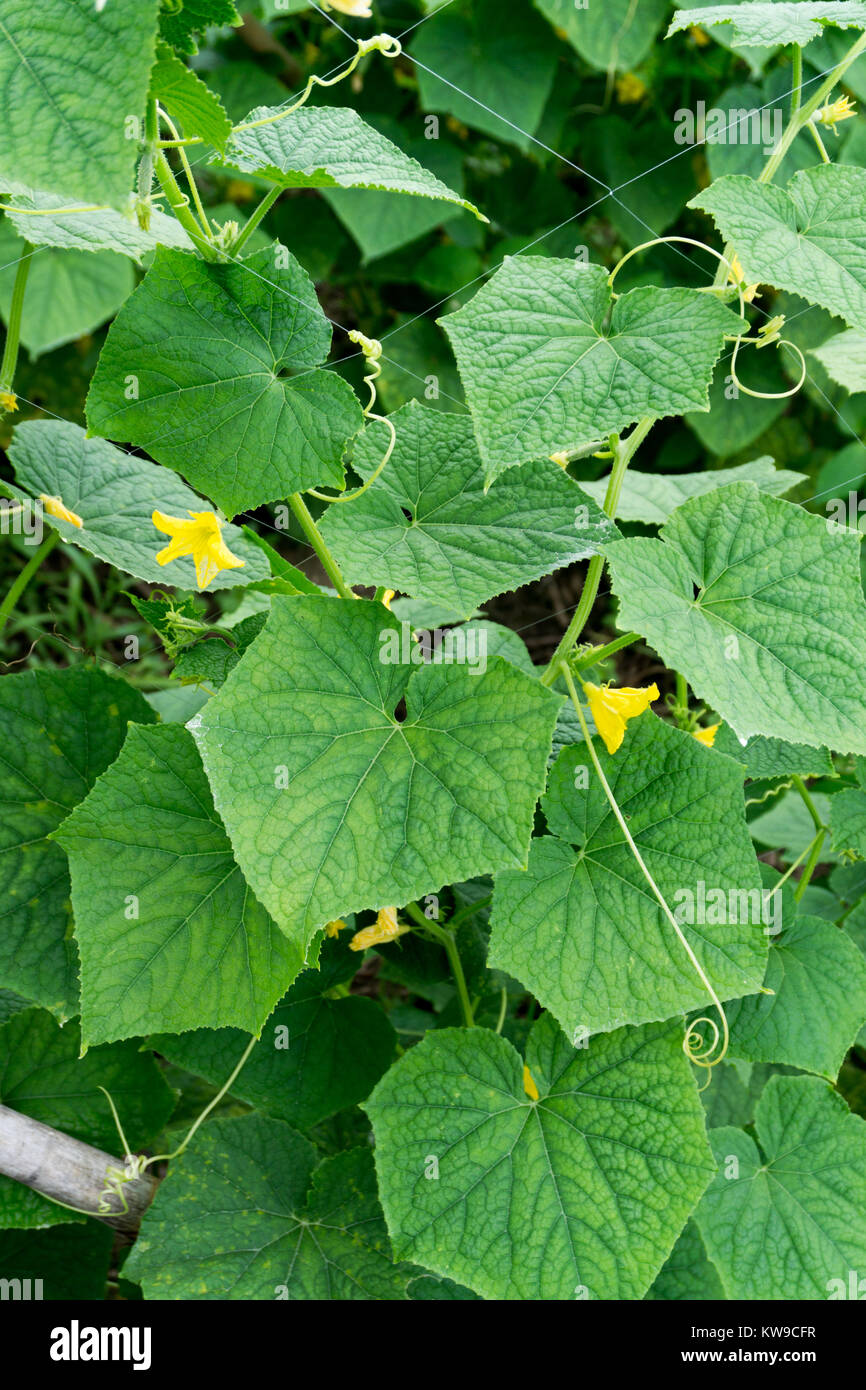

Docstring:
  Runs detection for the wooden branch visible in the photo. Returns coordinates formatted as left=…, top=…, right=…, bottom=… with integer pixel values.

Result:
left=0, top=1105, right=157, bottom=1234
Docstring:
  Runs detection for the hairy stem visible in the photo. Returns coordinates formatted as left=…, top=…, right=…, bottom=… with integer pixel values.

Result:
left=287, top=494, right=356, bottom=600
left=231, top=185, right=282, bottom=257
left=154, top=150, right=218, bottom=261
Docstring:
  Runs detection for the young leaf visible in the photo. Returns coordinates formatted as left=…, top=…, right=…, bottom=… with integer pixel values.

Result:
left=192, top=596, right=563, bottom=951
left=441, top=258, right=744, bottom=485
left=151, top=935, right=396, bottom=1130
left=55, top=723, right=304, bottom=1046
left=2, top=194, right=192, bottom=261
left=0, top=668, right=154, bottom=1019
left=364, top=1015, right=714, bottom=1300
left=86, top=245, right=364, bottom=517
left=605, top=482, right=866, bottom=752
left=126, top=1120, right=409, bottom=1299
left=159, top=0, right=241, bottom=55
left=712, top=724, right=834, bottom=778
left=580, top=457, right=803, bottom=526
left=669, top=3, right=866, bottom=48
left=6, top=421, right=268, bottom=590
left=0, top=0, right=161, bottom=206
left=695, top=1075, right=866, bottom=1298
left=535, top=0, right=667, bottom=70
left=489, top=715, right=768, bottom=1038
left=318, top=402, right=619, bottom=618
left=149, top=42, right=232, bottom=152
left=691, top=166, right=866, bottom=333
left=213, top=107, right=484, bottom=217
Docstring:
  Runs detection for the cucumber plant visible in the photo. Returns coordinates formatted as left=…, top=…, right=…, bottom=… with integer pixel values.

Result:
left=1, top=0, right=866, bottom=1303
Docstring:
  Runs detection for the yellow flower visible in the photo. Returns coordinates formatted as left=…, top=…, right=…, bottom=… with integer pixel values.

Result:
left=813, top=94, right=856, bottom=133
left=584, top=681, right=660, bottom=755
left=152, top=510, right=245, bottom=590
left=693, top=724, right=720, bottom=748
left=523, top=1065, right=539, bottom=1101
left=727, top=254, right=759, bottom=304
left=689, top=25, right=711, bottom=46
left=615, top=72, right=646, bottom=105
left=381, top=589, right=395, bottom=609
left=549, top=450, right=570, bottom=469
left=0, top=390, right=18, bottom=413
left=325, top=919, right=348, bottom=938
left=40, top=494, right=83, bottom=529
left=349, top=906, right=409, bottom=952
left=322, top=0, right=373, bottom=16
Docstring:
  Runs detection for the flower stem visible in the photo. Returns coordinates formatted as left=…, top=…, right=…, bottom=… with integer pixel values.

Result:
left=540, top=418, right=653, bottom=686
left=406, top=902, right=475, bottom=1028
left=287, top=493, right=356, bottom=600
left=0, top=531, right=60, bottom=635
left=0, top=240, right=34, bottom=407
left=571, top=630, right=642, bottom=670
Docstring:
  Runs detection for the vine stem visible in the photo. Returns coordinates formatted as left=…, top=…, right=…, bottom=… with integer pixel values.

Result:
left=540, top=418, right=654, bottom=686
left=0, top=531, right=60, bottom=636
left=560, top=663, right=728, bottom=1077
left=287, top=493, right=356, bottom=600
left=406, top=902, right=475, bottom=1028
left=790, top=775, right=829, bottom=901
left=572, top=630, right=642, bottom=670
left=231, top=185, right=282, bottom=257
left=0, top=240, right=34, bottom=405
left=153, top=150, right=218, bottom=261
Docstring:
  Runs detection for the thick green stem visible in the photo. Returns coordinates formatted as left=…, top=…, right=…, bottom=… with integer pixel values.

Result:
left=792, top=774, right=825, bottom=833
left=154, top=151, right=218, bottom=261
left=287, top=494, right=355, bottom=600
left=540, top=418, right=653, bottom=686
left=231, top=186, right=282, bottom=257
left=572, top=631, right=642, bottom=670
left=790, top=44, right=803, bottom=119
left=0, top=531, right=60, bottom=635
left=0, top=240, right=33, bottom=403
left=794, top=828, right=827, bottom=902
left=407, top=903, right=475, bottom=1027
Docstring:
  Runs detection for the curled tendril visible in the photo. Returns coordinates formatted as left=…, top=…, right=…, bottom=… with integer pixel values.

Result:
left=684, top=1012, right=729, bottom=1092
left=307, top=329, right=397, bottom=504
left=729, top=332, right=807, bottom=400
left=235, top=35, right=402, bottom=134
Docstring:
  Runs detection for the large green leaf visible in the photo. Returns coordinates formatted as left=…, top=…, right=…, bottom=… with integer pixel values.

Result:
left=441, top=258, right=744, bottom=485
left=581, top=457, right=803, bottom=525
left=669, top=3, right=866, bottom=47
left=713, top=724, right=834, bottom=778
left=86, top=245, right=364, bottom=517
left=318, top=402, right=619, bottom=618
left=126, top=1119, right=409, bottom=1299
left=193, top=596, right=562, bottom=952
left=364, top=1015, right=714, bottom=1300
left=6, top=421, right=267, bottom=590
left=695, top=1075, right=866, bottom=1298
left=55, top=723, right=303, bottom=1046
left=0, top=668, right=154, bottom=1018
left=0, top=0, right=160, bottom=206
left=0, top=1007, right=174, bottom=1230
left=691, top=166, right=866, bottom=333
left=489, top=715, right=768, bottom=1038
left=535, top=0, right=668, bottom=71
left=151, top=935, right=395, bottom=1129
left=606, top=482, right=866, bottom=752
left=213, top=106, right=483, bottom=216
left=2, top=194, right=192, bottom=261
left=411, top=0, right=558, bottom=151
left=0, top=222, right=133, bottom=358
left=149, top=42, right=232, bottom=151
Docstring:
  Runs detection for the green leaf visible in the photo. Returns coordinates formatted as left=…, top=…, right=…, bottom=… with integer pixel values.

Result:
left=489, top=714, right=768, bottom=1038
left=149, top=42, right=232, bottom=151
left=86, top=245, right=364, bottom=517
left=364, top=1015, right=714, bottom=1300
left=725, top=900, right=866, bottom=1078
left=809, top=328, right=866, bottom=393
left=6, top=421, right=268, bottom=590
left=55, top=723, right=303, bottom=1046
left=691, top=166, right=866, bottom=333
left=318, top=402, right=619, bottom=618
left=0, top=221, right=133, bottom=358
left=159, top=0, right=241, bottom=54
left=213, top=106, right=483, bottom=217
left=830, top=764, right=866, bottom=858
left=0, top=667, right=155, bottom=1019
left=3, top=193, right=192, bottom=261
left=645, top=1220, right=726, bottom=1301
left=606, top=482, right=866, bottom=752
left=0, top=0, right=160, bottom=206
left=0, top=1223, right=113, bottom=1299
left=695, top=1074, right=866, bottom=1298
left=441, top=258, right=744, bottom=485
left=192, top=596, right=563, bottom=952
left=581, top=456, right=803, bottom=525
left=411, top=0, right=559, bottom=150
left=172, top=612, right=267, bottom=687
left=126, top=1119, right=409, bottom=1299
left=0, top=1007, right=174, bottom=1230
left=535, top=0, right=668, bottom=71
left=713, top=724, right=834, bottom=778
left=151, top=935, right=395, bottom=1129
left=669, top=3, right=866, bottom=47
